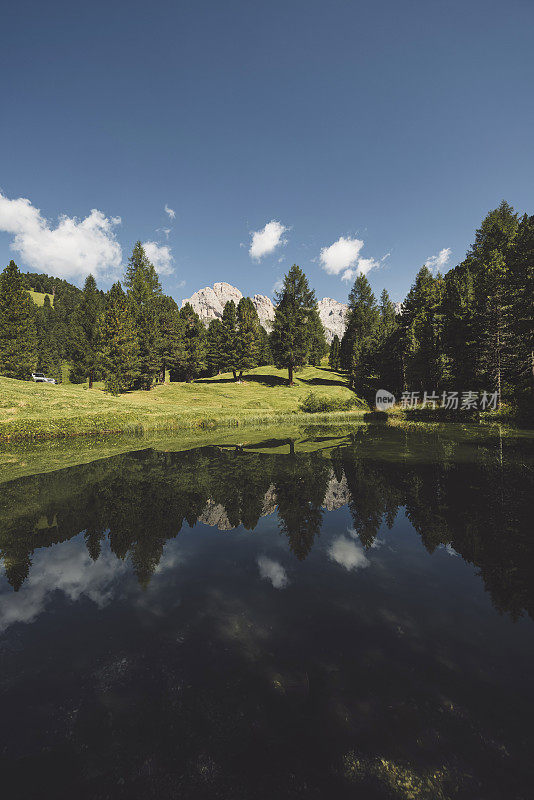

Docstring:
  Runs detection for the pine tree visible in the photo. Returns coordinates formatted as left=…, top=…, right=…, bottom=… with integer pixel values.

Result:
left=372, top=289, right=401, bottom=393
left=258, top=326, right=272, bottom=366
left=340, top=274, right=380, bottom=391
left=340, top=274, right=379, bottom=373
left=448, top=202, right=520, bottom=404
left=235, top=297, right=261, bottom=379
left=220, top=300, right=239, bottom=378
left=0, top=261, right=38, bottom=380
left=507, top=214, right=534, bottom=402
left=98, top=282, right=140, bottom=393
left=469, top=200, right=519, bottom=263
left=307, top=308, right=328, bottom=366
left=329, top=334, right=341, bottom=370
left=442, top=263, right=478, bottom=392
left=207, top=318, right=225, bottom=375
left=398, top=266, right=445, bottom=392
left=155, top=295, right=183, bottom=383
left=70, top=274, right=103, bottom=387
left=270, top=265, right=317, bottom=384
left=475, top=251, right=509, bottom=405
left=175, top=303, right=206, bottom=382
left=35, top=294, right=62, bottom=383
left=125, top=242, right=162, bottom=390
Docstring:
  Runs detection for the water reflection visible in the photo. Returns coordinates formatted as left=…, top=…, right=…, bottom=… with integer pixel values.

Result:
left=1, top=426, right=534, bottom=799
left=1, top=426, right=533, bottom=619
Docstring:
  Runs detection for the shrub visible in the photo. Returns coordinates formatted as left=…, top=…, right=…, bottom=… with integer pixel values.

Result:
left=299, top=392, right=367, bottom=413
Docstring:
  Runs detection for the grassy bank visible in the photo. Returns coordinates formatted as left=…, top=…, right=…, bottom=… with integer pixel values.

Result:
left=0, top=365, right=366, bottom=441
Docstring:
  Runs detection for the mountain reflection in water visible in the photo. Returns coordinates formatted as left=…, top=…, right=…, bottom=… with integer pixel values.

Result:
left=0, top=425, right=533, bottom=799
left=2, top=427, right=533, bottom=619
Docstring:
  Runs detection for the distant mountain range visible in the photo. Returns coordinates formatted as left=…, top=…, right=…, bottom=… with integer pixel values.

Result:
left=182, top=282, right=348, bottom=343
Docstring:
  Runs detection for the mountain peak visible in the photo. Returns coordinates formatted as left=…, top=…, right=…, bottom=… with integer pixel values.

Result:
left=182, top=283, right=347, bottom=341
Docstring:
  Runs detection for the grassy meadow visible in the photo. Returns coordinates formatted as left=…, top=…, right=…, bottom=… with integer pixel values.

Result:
left=0, top=364, right=366, bottom=441
left=28, top=289, right=54, bottom=306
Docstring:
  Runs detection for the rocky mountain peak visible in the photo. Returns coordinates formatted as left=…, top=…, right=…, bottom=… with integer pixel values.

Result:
left=182, top=282, right=348, bottom=342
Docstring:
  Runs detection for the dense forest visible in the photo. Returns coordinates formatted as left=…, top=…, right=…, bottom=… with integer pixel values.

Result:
left=336, top=201, right=534, bottom=411
left=0, top=201, right=532, bottom=409
left=0, top=247, right=327, bottom=392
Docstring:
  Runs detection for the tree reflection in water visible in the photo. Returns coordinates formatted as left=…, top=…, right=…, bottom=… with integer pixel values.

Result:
left=1, top=426, right=534, bottom=799
left=1, top=425, right=533, bottom=619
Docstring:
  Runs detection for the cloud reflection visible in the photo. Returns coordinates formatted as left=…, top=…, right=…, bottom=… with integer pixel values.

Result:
left=257, top=556, right=289, bottom=589
left=328, top=536, right=370, bottom=571
left=0, top=538, right=127, bottom=632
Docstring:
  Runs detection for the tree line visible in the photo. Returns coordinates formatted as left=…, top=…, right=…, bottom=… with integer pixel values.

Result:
left=333, top=201, right=533, bottom=410
left=1, top=200, right=532, bottom=406
left=0, top=247, right=327, bottom=391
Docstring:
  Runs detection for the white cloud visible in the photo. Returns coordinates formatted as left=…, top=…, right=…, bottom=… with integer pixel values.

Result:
left=320, top=235, right=383, bottom=283
left=249, top=220, right=288, bottom=260
left=257, top=556, right=289, bottom=589
left=328, top=535, right=370, bottom=571
left=320, top=235, right=364, bottom=275
left=164, top=204, right=176, bottom=219
left=425, top=247, right=451, bottom=273
left=356, top=257, right=380, bottom=275
left=142, top=240, right=174, bottom=275
left=0, top=191, right=122, bottom=280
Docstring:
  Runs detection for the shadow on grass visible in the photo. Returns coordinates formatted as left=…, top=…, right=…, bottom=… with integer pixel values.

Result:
left=242, top=374, right=290, bottom=387
left=299, top=376, right=348, bottom=388
left=195, top=377, right=237, bottom=385
left=298, top=367, right=349, bottom=389
left=196, top=374, right=290, bottom=387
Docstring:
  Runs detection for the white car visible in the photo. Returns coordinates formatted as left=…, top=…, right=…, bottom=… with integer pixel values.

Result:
left=31, top=372, right=56, bottom=384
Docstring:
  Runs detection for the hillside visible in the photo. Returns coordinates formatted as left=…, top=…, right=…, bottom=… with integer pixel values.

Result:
left=0, top=365, right=362, bottom=440
left=28, top=289, right=54, bottom=306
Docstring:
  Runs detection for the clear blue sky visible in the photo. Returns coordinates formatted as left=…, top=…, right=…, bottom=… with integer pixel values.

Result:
left=1, top=0, right=532, bottom=304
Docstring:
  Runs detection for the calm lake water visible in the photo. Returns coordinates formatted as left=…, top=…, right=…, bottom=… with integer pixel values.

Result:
left=1, top=424, right=533, bottom=799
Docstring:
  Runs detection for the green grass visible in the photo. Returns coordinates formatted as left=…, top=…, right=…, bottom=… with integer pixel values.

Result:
left=28, top=289, right=54, bottom=306
left=0, top=364, right=367, bottom=441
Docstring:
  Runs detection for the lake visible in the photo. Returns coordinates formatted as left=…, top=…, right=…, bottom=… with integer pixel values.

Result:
left=1, top=424, right=533, bottom=799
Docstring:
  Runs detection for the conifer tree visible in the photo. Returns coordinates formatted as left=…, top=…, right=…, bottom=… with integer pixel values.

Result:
left=176, top=302, right=206, bottom=382
left=70, top=274, right=103, bottom=387
left=125, top=242, right=162, bottom=389
left=155, top=295, right=183, bottom=383
left=477, top=251, right=511, bottom=406
left=270, top=265, right=317, bottom=384
left=372, top=289, right=401, bottom=392
left=442, top=202, right=520, bottom=404
left=340, top=274, right=379, bottom=373
left=307, top=308, right=328, bottom=366
left=258, top=326, right=273, bottom=366
left=442, top=264, right=478, bottom=392
left=35, top=294, right=62, bottom=383
left=398, top=266, right=445, bottom=392
left=507, top=214, right=534, bottom=402
left=329, top=334, right=341, bottom=370
left=98, top=282, right=140, bottom=393
left=206, top=318, right=225, bottom=375
left=0, top=261, right=38, bottom=379
left=235, top=297, right=261, bottom=379
left=220, top=300, right=239, bottom=378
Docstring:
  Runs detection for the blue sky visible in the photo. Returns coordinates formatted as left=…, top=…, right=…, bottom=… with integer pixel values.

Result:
left=1, top=0, right=532, bottom=304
